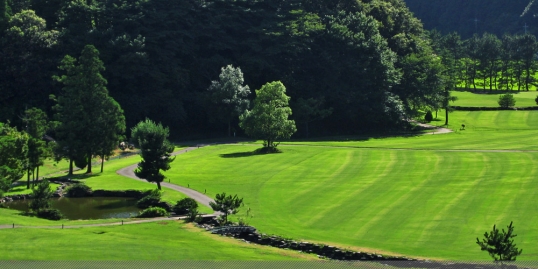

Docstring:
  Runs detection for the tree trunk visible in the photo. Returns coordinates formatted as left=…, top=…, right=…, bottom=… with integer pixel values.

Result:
left=305, top=122, right=309, bottom=138
left=228, top=121, right=231, bottom=137
left=445, top=108, right=449, bottom=126
left=36, top=166, right=39, bottom=184
left=68, top=158, right=74, bottom=175
left=26, top=168, right=31, bottom=189
left=86, top=154, right=92, bottom=174
left=100, top=156, right=104, bottom=173
left=156, top=181, right=162, bottom=190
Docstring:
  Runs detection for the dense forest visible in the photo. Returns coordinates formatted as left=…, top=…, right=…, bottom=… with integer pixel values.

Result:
left=405, top=0, right=538, bottom=38
left=1, top=0, right=445, bottom=139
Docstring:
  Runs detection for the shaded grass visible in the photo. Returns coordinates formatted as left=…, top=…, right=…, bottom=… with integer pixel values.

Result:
left=0, top=221, right=316, bottom=260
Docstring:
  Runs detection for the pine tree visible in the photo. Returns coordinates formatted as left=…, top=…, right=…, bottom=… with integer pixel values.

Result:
left=53, top=45, right=125, bottom=174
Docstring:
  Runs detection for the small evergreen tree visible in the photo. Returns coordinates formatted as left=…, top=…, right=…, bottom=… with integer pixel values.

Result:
left=209, top=192, right=243, bottom=225
left=476, top=221, right=523, bottom=261
left=131, top=119, right=175, bottom=190
left=498, top=94, right=516, bottom=108
left=29, top=179, right=54, bottom=212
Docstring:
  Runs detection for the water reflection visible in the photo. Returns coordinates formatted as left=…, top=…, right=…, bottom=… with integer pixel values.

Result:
left=5, top=197, right=140, bottom=220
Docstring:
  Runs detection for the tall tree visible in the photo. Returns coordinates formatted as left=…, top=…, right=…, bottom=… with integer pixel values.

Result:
left=239, top=81, right=296, bottom=150
left=0, top=10, right=58, bottom=124
left=131, top=119, right=175, bottom=190
left=96, top=98, right=125, bottom=173
left=293, top=97, right=332, bottom=138
left=23, top=107, right=50, bottom=189
left=53, top=44, right=125, bottom=174
left=0, top=122, right=28, bottom=185
left=0, top=0, right=10, bottom=31
left=207, top=65, right=251, bottom=137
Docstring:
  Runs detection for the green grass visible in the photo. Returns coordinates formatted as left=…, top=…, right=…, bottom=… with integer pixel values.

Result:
left=0, top=221, right=316, bottom=260
left=3, top=146, right=213, bottom=223
left=161, top=111, right=538, bottom=260
left=451, top=90, right=538, bottom=107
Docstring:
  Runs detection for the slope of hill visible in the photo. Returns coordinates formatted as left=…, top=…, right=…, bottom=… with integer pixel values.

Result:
left=404, top=0, right=536, bottom=38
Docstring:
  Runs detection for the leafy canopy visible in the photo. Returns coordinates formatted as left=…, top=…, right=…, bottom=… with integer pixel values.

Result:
left=239, top=81, right=296, bottom=149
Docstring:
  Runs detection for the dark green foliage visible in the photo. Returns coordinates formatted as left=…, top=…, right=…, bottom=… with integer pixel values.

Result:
left=29, top=179, right=53, bottom=212
left=424, top=111, right=433, bottom=122
left=65, top=183, right=92, bottom=197
left=73, top=153, right=88, bottom=170
left=405, top=0, right=532, bottom=38
left=535, top=95, right=538, bottom=105
left=136, top=189, right=162, bottom=209
left=0, top=177, right=10, bottom=193
left=209, top=192, right=243, bottom=226
left=173, top=198, right=198, bottom=215
left=36, top=208, right=63, bottom=220
left=476, top=221, right=523, bottom=261
left=137, top=206, right=169, bottom=218
left=23, top=108, right=51, bottom=189
left=498, top=94, right=516, bottom=108
left=53, top=45, right=125, bottom=175
left=131, top=119, right=175, bottom=190
left=1, top=0, right=444, bottom=137
left=185, top=206, right=199, bottom=223
left=0, top=122, right=28, bottom=184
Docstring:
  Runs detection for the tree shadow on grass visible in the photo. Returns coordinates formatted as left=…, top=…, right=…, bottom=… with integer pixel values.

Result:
left=220, top=148, right=282, bottom=158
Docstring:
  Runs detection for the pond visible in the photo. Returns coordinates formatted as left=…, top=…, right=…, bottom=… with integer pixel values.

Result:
left=4, top=197, right=140, bottom=220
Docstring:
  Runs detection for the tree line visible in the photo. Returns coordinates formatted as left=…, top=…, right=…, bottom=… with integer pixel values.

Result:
left=0, top=0, right=447, bottom=138
left=430, top=31, right=538, bottom=92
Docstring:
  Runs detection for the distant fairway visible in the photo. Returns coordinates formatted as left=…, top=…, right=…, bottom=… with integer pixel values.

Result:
left=451, top=90, right=538, bottom=107
left=164, top=110, right=538, bottom=260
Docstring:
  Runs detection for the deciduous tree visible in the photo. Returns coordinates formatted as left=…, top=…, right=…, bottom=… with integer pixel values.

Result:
left=0, top=122, right=28, bottom=186
left=239, top=81, right=296, bottom=150
left=207, top=65, right=251, bottom=137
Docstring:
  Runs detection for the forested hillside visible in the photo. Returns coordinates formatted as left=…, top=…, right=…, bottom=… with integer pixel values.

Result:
left=405, top=0, right=537, bottom=38
left=0, top=0, right=444, bottom=138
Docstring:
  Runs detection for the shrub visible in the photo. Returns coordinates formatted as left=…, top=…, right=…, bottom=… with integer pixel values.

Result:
left=37, top=208, right=63, bottom=220
left=424, top=111, right=433, bottom=122
left=29, top=180, right=53, bottom=212
left=498, top=94, right=516, bottom=108
left=136, top=189, right=162, bottom=209
left=185, top=206, right=199, bottom=223
left=137, top=206, right=169, bottom=218
left=535, top=95, right=538, bottom=105
left=66, top=183, right=92, bottom=197
left=173, top=198, right=198, bottom=215
left=0, top=177, right=10, bottom=193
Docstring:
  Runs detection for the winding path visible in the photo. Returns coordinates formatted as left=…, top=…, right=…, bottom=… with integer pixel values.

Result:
left=116, top=146, right=217, bottom=208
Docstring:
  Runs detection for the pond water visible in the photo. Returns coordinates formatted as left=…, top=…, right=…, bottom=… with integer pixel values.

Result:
left=4, top=197, right=140, bottom=220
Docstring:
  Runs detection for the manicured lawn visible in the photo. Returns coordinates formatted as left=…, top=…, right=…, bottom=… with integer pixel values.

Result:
left=451, top=90, right=538, bottom=107
left=279, top=110, right=538, bottom=151
left=0, top=221, right=316, bottom=260
left=164, top=110, right=538, bottom=260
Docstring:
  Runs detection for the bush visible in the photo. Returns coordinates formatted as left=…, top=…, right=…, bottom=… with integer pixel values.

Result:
left=173, top=198, right=198, bottom=215
left=0, top=177, right=10, bottom=193
left=498, top=94, right=516, bottom=108
left=66, top=183, right=92, bottom=197
left=36, top=208, right=63, bottom=220
left=185, top=206, right=199, bottom=223
left=137, top=206, right=169, bottom=218
left=424, top=111, right=433, bottom=122
left=535, top=95, right=538, bottom=105
left=136, top=189, right=162, bottom=209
